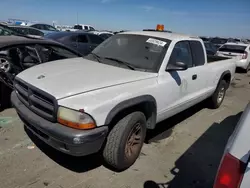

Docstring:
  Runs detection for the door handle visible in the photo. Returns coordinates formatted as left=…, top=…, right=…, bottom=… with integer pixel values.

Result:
left=192, top=74, right=197, bottom=80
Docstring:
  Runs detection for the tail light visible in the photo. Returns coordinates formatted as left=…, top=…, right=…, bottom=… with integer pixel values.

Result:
left=214, top=153, right=246, bottom=188
left=242, top=52, right=248, bottom=59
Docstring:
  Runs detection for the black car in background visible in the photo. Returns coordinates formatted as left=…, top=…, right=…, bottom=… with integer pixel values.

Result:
left=45, top=32, right=104, bottom=55
left=200, top=36, right=210, bottom=42
left=0, top=36, right=82, bottom=110
left=204, top=41, right=218, bottom=55
left=210, top=37, right=228, bottom=49
left=8, top=25, right=44, bottom=38
left=0, top=23, right=21, bottom=36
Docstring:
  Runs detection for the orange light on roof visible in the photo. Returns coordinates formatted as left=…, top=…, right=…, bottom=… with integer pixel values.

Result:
left=156, top=24, right=164, bottom=31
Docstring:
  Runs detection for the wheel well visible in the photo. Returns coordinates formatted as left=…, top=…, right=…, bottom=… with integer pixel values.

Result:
left=221, top=73, right=231, bottom=89
left=107, top=101, right=156, bottom=130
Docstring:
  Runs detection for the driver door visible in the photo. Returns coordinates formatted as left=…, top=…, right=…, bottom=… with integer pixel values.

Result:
left=158, top=41, right=198, bottom=119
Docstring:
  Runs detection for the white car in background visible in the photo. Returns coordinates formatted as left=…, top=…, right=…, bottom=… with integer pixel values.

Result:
left=217, top=43, right=250, bottom=72
left=70, top=24, right=95, bottom=32
left=214, top=103, right=250, bottom=188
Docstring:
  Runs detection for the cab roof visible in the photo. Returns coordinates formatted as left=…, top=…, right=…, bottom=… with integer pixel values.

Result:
left=120, top=31, right=200, bottom=41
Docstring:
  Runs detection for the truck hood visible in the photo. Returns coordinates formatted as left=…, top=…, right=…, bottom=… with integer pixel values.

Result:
left=16, top=57, right=157, bottom=99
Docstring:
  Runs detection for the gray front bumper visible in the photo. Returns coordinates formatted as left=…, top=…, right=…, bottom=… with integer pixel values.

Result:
left=11, top=91, right=108, bottom=156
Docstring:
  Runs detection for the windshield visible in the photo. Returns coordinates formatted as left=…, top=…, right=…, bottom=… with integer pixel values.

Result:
left=219, top=45, right=247, bottom=53
left=89, top=34, right=170, bottom=72
left=0, top=24, right=20, bottom=36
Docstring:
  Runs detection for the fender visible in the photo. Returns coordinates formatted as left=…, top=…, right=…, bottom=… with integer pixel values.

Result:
left=105, top=95, right=157, bottom=129
left=217, top=70, right=231, bottom=89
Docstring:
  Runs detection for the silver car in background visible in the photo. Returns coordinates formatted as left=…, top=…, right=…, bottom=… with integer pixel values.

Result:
left=214, top=102, right=250, bottom=188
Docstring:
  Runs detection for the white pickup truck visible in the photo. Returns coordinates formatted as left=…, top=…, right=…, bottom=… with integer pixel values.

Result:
left=11, top=31, right=236, bottom=170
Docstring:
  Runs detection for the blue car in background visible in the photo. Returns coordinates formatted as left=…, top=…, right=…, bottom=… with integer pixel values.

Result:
left=26, top=23, right=59, bottom=35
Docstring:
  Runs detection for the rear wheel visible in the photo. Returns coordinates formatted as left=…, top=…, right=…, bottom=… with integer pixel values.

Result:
left=209, top=80, right=227, bottom=109
left=103, top=111, right=146, bottom=171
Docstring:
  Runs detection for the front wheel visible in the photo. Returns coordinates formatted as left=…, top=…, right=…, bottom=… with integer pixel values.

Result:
left=209, top=80, right=227, bottom=109
left=103, top=111, right=147, bottom=171
left=0, top=82, right=12, bottom=111
left=0, top=55, right=11, bottom=73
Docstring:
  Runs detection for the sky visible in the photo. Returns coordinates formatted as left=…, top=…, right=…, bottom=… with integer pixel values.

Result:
left=0, top=0, right=249, bottom=38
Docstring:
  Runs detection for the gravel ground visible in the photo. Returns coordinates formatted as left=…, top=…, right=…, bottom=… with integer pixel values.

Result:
left=0, top=72, right=249, bottom=188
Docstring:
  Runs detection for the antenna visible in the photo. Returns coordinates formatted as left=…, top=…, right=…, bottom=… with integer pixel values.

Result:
left=76, top=12, right=79, bottom=48
left=77, top=12, right=78, bottom=26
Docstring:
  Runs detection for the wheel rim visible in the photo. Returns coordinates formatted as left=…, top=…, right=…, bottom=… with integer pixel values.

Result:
left=0, top=57, right=10, bottom=72
left=125, top=122, right=143, bottom=161
left=217, top=87, right=225, bottom=104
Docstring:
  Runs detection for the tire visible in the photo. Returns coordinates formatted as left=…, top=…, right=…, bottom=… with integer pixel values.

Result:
left=209, top=80, right=227, bottom=109
left=0, top=82, right=12, bottom=111
left=103, top=111, right=147, bottom=171
left=0, top=55, right=11, bottom=73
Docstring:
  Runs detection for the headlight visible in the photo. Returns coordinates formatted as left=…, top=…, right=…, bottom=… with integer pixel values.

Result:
left=57, top=106, right=96, bottom=130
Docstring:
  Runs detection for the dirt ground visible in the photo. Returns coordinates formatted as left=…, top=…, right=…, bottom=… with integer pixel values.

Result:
left=0, top=72, right=249, bottom=188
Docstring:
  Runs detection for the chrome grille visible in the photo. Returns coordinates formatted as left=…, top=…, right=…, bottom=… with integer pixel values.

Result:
left=14, top=78, right=57, bottom=122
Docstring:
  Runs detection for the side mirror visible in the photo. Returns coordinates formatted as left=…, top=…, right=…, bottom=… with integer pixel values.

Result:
left=166, top=61, right=188, bottom=71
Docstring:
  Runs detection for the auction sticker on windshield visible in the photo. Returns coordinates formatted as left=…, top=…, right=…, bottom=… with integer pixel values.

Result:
left=146, top=38, right=167, bottom=47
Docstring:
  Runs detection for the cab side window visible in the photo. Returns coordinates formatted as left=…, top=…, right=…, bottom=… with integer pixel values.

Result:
left=169, top=41, right=193, bottom=68
left=189, top=41, right=205, bottom=66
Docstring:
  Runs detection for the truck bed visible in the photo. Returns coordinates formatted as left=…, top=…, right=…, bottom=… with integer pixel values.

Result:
left=207, top=55, right=230, bottom=63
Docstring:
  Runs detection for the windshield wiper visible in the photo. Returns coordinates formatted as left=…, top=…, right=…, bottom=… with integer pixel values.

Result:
left=89, top=52, right=101, bottom=62
left=103, top=57, right=135, bottom=70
